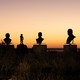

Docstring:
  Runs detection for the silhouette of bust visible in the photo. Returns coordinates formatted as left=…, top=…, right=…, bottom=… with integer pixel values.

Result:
left=66, top=29, right=76, bottom=44
left=4, top=33, right=11, bottom=45
left=20, top=34, right=24, bottom=44
left=36, top=32, right=44, bottom=45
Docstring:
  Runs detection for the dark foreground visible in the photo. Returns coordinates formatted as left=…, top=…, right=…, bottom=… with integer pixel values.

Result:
left=0, top=47, right=80, bottom=80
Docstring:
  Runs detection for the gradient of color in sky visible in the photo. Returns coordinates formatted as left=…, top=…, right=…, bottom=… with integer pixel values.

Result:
left=0, top=0, right=80, bottom=48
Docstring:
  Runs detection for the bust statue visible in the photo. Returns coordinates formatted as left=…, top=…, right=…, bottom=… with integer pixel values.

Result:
left=4, top=33, right=11, bottom=45
left=36, top=32, right=44, bottom=45
left=20, top=34, right=24, bottom=44
left=66, top=29, right=76, bottom=44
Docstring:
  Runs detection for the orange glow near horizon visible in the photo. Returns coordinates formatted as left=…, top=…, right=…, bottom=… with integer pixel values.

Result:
left=0, top=0, right=80, bottom=48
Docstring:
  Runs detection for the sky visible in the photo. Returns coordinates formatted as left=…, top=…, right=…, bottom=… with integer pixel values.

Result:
left=0, top=0, right=80, bottom=48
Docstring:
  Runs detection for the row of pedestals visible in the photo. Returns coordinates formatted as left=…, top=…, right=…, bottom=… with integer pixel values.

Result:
left=0, top=44, right=77, bottom=53
left=33, top=44, right=77, bottom=53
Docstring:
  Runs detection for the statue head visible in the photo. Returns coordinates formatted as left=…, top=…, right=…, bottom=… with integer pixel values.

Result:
left=20, top=34, right=23, bottom=37
left=67, top=29, right=73, bottom=36
left=5, top=33, right=10, bottom=38
left=38, top=32, right=42, bottom=38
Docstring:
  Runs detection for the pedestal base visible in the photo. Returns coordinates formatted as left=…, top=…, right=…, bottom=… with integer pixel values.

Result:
left=64, top=45, right=77, bottom=71
left=0, top=45, right=14, bottom=55
left=33, top=45, right=47, bottom=54
left=64, top=45, right=77, bottom=53
left=17, top=44, right=28, bottom=54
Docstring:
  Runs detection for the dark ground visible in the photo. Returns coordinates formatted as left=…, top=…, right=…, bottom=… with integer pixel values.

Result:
left=0, top=46, right=80, bottom=80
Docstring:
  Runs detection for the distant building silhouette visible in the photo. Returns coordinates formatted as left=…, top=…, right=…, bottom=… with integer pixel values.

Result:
left=36, top=32, right=44, bottom=45
left=20, top=34, right=24, bottom=44
left=4, top=33, right=11, bottom=45
left=66, top=29, right=76, bottom=44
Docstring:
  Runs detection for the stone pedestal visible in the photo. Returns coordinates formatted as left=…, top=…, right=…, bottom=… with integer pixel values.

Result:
left=64, top=45, right=77, bottom=71
left=64, top=45, right=77, bottom=53
left=17, top=44, right=28, bottom=54
left=33, top=45, right=47, bottom=54
left=0, top=45, right=14, bottom=55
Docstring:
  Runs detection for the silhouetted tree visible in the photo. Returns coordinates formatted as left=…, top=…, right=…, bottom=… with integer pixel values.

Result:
left=36, top=32, right=44, bottom=45
left=66, top=29, right=76, bottom=44
left=4, top=33, right=11, bottom=45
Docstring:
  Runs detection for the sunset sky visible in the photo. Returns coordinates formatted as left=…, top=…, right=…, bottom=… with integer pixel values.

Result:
left=0, top=0, right=80, bottom=48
